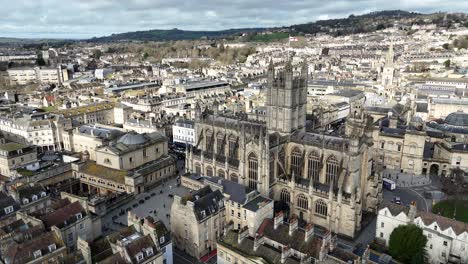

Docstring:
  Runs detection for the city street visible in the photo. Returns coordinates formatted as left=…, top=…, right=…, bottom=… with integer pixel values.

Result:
left=102, top=159, right=189, bottom=233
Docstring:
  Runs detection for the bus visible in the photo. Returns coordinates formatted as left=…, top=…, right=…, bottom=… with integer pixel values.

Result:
left=383, top=178, right=396, bottom=191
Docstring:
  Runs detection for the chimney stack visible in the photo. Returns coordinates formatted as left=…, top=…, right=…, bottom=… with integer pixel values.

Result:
left=237, top=227, right=249, bottom=244
left=304, top=223, right=314, bottom=242
left=289, top=216, right=298, bottom=236
left=253, top=233, right=263, bottom=251
left=281, top=246, right=290, bottom=264
left=409, top=201, right=417, bottom=223
left=274, top=211, right=284, bottom=230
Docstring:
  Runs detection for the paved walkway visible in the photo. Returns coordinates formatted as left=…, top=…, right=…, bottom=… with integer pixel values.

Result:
left=383, top=169, right=431, bottom=187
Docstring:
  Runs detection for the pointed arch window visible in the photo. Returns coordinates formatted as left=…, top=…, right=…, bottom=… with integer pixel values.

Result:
left=280, top=189, right=290, bottom=204
left=326, top=155, right=339, bottom=185
left=291, top=147, right=302, bottom=177
left=248, top=153, right=258, bottom=190
left=315, top=199, right=327, bottom=217
left=297, top=194, right=308, bottom=210
left=308, top=151, right=320, bottom=182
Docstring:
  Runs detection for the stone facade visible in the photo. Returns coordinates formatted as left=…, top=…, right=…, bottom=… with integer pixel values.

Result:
left=186, top=61, right=383, bottom=238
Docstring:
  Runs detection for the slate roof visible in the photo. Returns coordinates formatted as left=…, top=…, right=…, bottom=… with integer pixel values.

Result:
left=40, top=201, right=85, bottom=229
left=417, top=211, right=468, bottom=236
left=379, top=201, right=409, bottom=216
left=244, top=196, right=273, bottom=212
left=191, top=186, right=224, bottom=222
left=445, top=111, right=468, bottom=127
left=104, top=131, right=167, bottom=155
left=4, top=231, right=64, bottom=264
left=78, top=125, right=124, bottom=140
left=258, top=218, right=323, bottom=258
left=126, top=234, right=158, bottom=263
left=204, top=176, right=251, bottom=204
left=218, top=230, right=300, bottom=264
left=16, top=184, right=46, bottom=201
left=0, top=192, right=20, bottom=219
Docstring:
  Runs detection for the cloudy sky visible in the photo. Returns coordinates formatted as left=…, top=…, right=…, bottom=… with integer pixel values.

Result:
left=1, top=0, right=467, bottom=39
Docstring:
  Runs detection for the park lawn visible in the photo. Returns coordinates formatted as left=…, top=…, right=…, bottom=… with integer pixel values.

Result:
left=432, top=200, right=468, bottom=223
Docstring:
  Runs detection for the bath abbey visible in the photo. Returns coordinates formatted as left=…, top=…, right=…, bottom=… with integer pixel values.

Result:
left=186, top=60, right=383, bottom=238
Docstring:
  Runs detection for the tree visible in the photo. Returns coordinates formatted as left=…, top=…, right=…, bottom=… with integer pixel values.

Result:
left=444, top=59, right=451, bottom=68
left=92, top=49, right=102, bottom=60
left=389, top=225, right=427, bottom=264
left=36, top=54, right=46, bottom=66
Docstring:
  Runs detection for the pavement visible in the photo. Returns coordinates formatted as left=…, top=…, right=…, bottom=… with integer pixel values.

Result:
left=102, top=159, right=190, bottom=234
left=383, top=169, right=432, bottom=187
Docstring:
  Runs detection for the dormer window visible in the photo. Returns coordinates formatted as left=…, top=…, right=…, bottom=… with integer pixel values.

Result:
left=159, top=236, right=165, bottom=244
left=33, top=250, right=42, bottom=258
left=4, top=205, right=14, bottom=214
left=135, top=252, right=144, bottom=262
left=200, top=210, right=206, bottom=218
left=76, top=213, right=83, bottom=220
left=434, top=226, right=438, bottom=231
left=48, top=243, right=56, bottom=252
left=145, top=247, right=154, bottom=257
left=32, top=195, right=38, bottom=201
left=40, top=192, right=46, bottom=198
left=23, top=198, right=30, bottom=205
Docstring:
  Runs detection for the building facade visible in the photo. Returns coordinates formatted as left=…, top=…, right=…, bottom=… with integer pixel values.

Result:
left=186, top=60, right=382, bottom=238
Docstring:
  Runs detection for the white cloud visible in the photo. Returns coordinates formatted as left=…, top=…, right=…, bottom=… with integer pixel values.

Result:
left=0, top=0, right=466, bottom=39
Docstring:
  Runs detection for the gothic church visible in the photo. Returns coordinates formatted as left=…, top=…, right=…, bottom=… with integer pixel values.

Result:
left=186, top=60, right=383, bottom=238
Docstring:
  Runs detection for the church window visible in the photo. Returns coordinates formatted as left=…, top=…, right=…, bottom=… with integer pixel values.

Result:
left=326, top=155, right=339, bottom=185
left=290, top=147, right=302, bottom=177
left=206, top=166, right=213, bottom=177
left=230, top=173, right=238, bottom=183
left=248, top=153, right=258, bottom=190
left=280, top=189, right=290, bottom=204
left=297, top=194, right=308, bottom=209
left=195, top=164, right=201, bottom=174
left=307, top=151, right=320, bottom=181
left=315, top=199, right=327, bottom=217
left=216, top=133, right=225, bottom=155
left=218, top=170, right=225, bottom=179
left=228, top=135, right=237, bottom=158
left=205, top=131, right=213, bottom=152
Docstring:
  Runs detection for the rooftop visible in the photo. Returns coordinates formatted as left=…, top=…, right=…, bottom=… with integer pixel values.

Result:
left=80, top=161, right=127, bottom=183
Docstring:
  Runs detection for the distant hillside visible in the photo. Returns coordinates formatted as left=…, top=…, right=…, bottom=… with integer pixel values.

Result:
left=89, top=28, right=265, bottom=42
left=85, top=10, right=435, bottom=43
left=290, top=10, right=422, bottom=36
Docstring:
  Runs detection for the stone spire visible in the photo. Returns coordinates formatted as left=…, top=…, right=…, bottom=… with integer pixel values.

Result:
left=385, top=40, right=394, bottom=67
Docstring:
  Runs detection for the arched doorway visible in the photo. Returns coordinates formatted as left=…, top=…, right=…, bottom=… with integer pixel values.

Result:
left=429, top=164, right=439, bottom=176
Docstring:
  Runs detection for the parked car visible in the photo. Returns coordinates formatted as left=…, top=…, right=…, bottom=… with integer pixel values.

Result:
left=393, top=196, right=401, bottom=204
left=139, top=199, right=145, bottom=204
left=133, top=203, right=138, bottom=208
left=151, top=192, right=156, bottom=197
left=168, top=194, right=174, bottom=198
left=145, top=196, right=150, bottom=200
